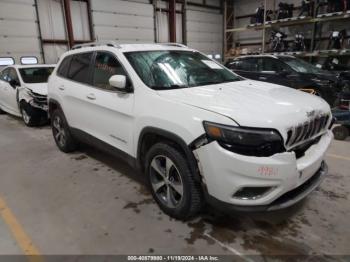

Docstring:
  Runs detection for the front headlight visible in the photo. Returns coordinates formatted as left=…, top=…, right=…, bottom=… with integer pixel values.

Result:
left=203, top=121, right=285, bottom=157
left=24, top=87, right=33, bottom=96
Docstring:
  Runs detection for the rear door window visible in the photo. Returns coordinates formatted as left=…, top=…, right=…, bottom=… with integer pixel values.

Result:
left=240, top=58, right=258, bottom=72
left=261, top=58, right=291, bottom=72
left=67, top=52, right=93, bottom=84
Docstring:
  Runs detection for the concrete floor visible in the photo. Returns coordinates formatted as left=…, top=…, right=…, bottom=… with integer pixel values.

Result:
left=0, top=114, right=349, bottom=257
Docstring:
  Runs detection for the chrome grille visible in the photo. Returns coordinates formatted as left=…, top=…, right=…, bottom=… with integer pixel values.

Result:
left=286, top=114, right=330, bottom=149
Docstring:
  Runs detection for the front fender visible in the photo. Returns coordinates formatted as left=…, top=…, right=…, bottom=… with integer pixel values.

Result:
left=17, top=87, right=32, bottom=104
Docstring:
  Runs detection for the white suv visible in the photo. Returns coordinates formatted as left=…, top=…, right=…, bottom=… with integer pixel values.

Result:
left=48, top=42, right=333, bottom=219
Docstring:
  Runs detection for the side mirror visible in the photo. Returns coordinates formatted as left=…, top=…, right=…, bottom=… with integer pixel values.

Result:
left=9, top=79, right=20, bottom=88
left=109, top=75, right=129, bottom=92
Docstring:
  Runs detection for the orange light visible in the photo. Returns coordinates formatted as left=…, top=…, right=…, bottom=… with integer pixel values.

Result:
left=207, top=126, right=222, bottom=138
left=298, top=88, right=316, bottom=95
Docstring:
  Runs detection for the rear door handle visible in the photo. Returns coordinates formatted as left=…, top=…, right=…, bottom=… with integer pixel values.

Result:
left=58, top=85, right=65, bottom=91
left=86, top=93, right=96, bottom=100
left=259, top=77, right=267, bottom=80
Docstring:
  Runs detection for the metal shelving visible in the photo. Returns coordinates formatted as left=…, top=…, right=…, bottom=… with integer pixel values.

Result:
left=227, top=11, right=350, bottom=33
left=225, top=49, right=350, bottom=61
left=224, top=0, right=350, bottom=61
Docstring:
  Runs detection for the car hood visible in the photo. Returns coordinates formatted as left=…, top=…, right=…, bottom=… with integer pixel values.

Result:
left=157, top=80, right=331, bottom=132
left=24, top=83, right=48, bottom=96
left=300, top=72, right=337, bottom=82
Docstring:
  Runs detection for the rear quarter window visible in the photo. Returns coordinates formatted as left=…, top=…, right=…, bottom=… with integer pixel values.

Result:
left=239, top=59, right=258, bottom=71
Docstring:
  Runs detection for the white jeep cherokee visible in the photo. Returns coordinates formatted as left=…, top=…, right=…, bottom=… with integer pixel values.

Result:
left=48, top=42, right=333, bottom=219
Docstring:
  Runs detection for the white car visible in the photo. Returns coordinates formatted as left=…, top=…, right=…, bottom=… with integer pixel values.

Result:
left=0, top=65, right=55, bottom=126
left=48, top=42, right=333, bottom=219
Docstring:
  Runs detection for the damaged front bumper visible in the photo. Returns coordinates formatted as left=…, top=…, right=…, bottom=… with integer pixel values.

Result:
left=193, top=130, right=333, bottom=211
left=29, top=99, right=48, bottom=111
left=25, top=90, right=48, bottom=111
left=204, top=161, right=327, bottom=212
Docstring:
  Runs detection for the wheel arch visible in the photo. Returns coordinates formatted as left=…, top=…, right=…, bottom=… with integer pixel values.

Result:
left=48, top=98, right=62, bottom=118
left=137, top=127, right=202, bottom=183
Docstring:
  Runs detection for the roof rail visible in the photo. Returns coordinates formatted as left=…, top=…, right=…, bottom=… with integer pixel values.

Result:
left=72, top=41, right=121, bottom=50
left=160, top=43, right=188, bottom=48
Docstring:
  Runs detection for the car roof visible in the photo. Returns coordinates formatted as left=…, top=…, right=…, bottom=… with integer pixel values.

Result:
left=118, top=43, right=193, bottom=52
left=63, top=42, right=195, bottom=57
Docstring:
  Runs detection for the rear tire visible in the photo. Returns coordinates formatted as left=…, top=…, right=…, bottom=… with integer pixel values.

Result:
left=333, top=125, right=349, bottom=141
left=20, top=101, right=41, bottom=127
left=51, top=109, right=78, bottom=153
left=145, top=142, right=203, bottom=220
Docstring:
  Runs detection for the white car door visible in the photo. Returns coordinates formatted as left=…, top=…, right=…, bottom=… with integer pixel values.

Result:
left=0, top=68, right=9, bottom=109
left=55, top=52, right=96, bottom=132
left=5, top=67, right=21, bottom=115
left=86, top=51, right=135, bottom=155
left=0, top=67, right=20, bottom=115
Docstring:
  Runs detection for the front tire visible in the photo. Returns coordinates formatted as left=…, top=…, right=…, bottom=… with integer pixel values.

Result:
left=20, top=101, right=41, bottom=127
left=333, top=125, right=349, bottom=141
left=145, top=143, right=203, bottom=220
left=51, top=109, right=78, bottom=153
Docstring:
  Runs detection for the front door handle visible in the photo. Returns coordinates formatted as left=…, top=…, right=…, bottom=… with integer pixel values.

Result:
left=86, top=93, right=96, bottom=100
left=259, top=77, right=267, bottom=80
left=58, top=85, right=65, bottom=91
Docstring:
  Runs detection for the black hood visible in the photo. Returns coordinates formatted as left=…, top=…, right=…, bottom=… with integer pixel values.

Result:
left=299, top=72, right=338, bottom=83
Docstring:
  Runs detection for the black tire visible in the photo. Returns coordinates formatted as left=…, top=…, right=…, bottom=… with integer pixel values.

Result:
left=0, top=107, right=5, bottom=114
left=20, top=101, right=41, bottom=127
left=51, top=109, right=78, bottom=153
left=333, top=125, right=349, bottom=141
left=145, top=143, right=203, bottom=220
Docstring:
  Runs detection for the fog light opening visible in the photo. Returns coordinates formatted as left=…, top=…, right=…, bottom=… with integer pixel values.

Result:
left=233, top=187, right=274, bottom=200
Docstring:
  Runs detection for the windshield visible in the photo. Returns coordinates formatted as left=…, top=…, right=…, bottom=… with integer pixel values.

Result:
left=124, top=50, right=241, bottom=90
left=280, top=57, right=323, bottom=74
left=19, top=67, right=54, bottom=83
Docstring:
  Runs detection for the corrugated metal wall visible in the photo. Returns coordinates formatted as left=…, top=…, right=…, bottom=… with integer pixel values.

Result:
left=186, top=5, right=223, bottom=56
left=37, top=0, right=91, bottom=64
left=154, top=0, right=222, bottom=55
left=0, top=0, right=43, bottom=63
left=91, top=0, right=155, bottom=43
left=155, top=1, right=183, bottom=43
left=37, top=0, right=68, bottom=64
left=0, top=0, right=223, bottom=63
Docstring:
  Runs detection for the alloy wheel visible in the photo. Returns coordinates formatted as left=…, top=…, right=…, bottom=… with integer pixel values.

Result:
left=21, top=108, right=30, bottom=124
left=149, top=155, right=184, bottom=208
left=52, top=115, right=66, bottom=147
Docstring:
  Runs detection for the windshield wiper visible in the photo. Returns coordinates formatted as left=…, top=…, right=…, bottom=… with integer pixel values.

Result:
left=197, top=79, right=241, bottom=86
left=150, top=84, right=188, bottom=90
